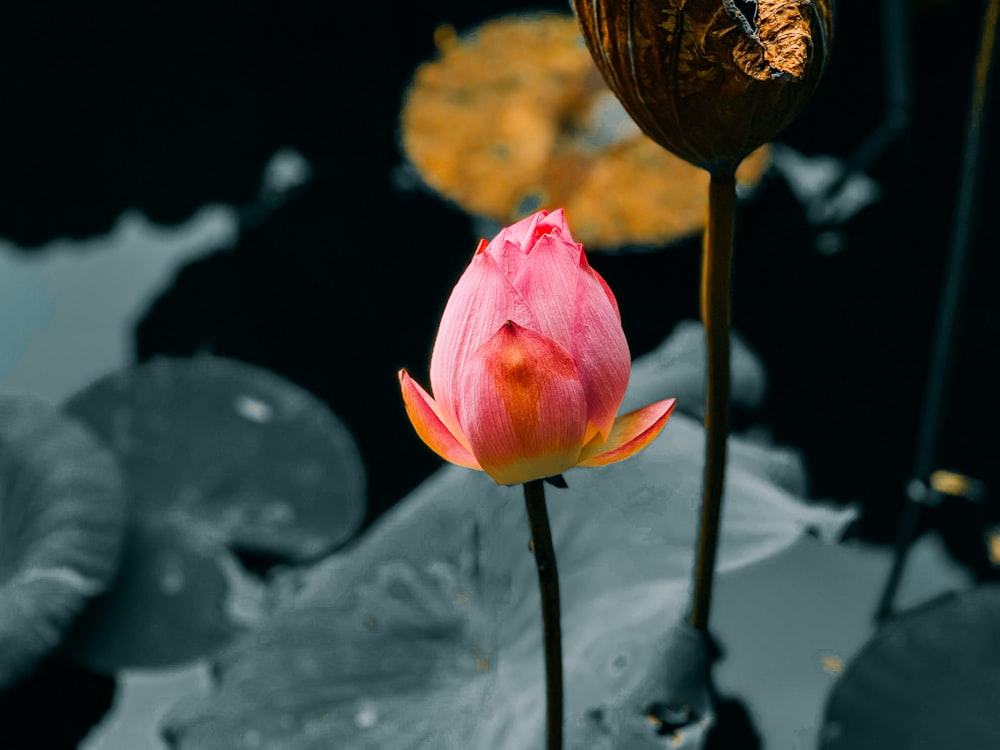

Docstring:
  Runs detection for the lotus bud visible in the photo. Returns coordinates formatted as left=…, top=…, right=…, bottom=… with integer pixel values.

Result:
left=399, top=209, right=675, bottom=486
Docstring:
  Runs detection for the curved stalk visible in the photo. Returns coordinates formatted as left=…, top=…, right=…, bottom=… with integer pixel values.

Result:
left=523, top=479, right=563, bottom=749
left=689, top=173, right=736, bottom=632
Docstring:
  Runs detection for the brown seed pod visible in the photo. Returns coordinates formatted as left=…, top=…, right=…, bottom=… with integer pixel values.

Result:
left=572, top=0, right=834, bottom=176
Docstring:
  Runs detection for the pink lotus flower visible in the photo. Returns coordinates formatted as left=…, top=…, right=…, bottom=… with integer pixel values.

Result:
left=399, top=209, right=675, bottom=485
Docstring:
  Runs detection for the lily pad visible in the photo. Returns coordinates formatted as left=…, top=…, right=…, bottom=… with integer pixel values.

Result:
left=622, top=319, right=769, bottom=424
left=400, top=13, right=770, bottom=251
left=819, top=585, right=1000, bottom=750
left=161, top=327, right=852, bottom=749
left=0, top=394, right=126, bottom=690
left=61, top=355, right=367, bottom=672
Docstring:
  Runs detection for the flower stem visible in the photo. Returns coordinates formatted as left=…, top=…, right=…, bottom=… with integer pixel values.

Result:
left=689, top=173, right=736, bottom=632
left=523, top=479, right=563, bottom=750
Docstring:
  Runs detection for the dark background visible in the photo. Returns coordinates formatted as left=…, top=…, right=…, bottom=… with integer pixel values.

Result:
left=0, top=0, right=996, bottom=562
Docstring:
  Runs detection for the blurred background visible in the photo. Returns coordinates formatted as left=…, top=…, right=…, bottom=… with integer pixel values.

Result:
left=0, top=0, right=997, bottom=746
left=3, top=0, right=995, bottom=538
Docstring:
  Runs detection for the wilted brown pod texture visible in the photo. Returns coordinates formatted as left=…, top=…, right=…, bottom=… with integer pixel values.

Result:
left=572, top=0, right=834, bottom=176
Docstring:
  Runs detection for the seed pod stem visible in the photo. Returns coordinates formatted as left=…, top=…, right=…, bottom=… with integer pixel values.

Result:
left=690, top=173, right=736, bottom=632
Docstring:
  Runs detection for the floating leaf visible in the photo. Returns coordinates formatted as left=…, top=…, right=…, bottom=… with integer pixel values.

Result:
left=65, top=355, right=366, bottom=561
left=0, top=395, right=126, bottom=690
left=622, top=319, right=769, bottom=422
left=573, top=621, right=718, bottom=749
left=61, top=355, right=367, bottom=671
left=61, top=523, right=237, bottom=671
left=161, top=324, right=852, bottom=748
left=819, top=586, right=1000, bottom=750
left=400, top=13, right=769, bottom=251
left=0, top=208, right=234, bottom=403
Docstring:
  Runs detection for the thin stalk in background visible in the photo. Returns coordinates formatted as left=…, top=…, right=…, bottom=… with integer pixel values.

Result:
left=689, top=173, right=737, bottom=632
left=874, top=0, right=998, bottom=623
left=523, top=479, right=563, bottom=750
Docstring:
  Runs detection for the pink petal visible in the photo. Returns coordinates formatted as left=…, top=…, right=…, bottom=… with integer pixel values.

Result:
left=486, top=212, right=548, bottom=280
left=584, top=262, right=621, bottom=320
left=493, top=210, right=549, bottom=251
left=534, top=208, right=576, bottom=245
left=509, top=232, right=582, bottom=351
left=572, top=256, right=631, bottom=442
left=487, top=208, right=575, bottom=254
left=577, top=398, right=676, bottom=467
left=485, top=209, right=579, bottom=280
left=429, top=251, right=539, bottom=433
left=456, top=321, right=587, bottom=485
left=398, top=370, right=481, bottom=470
left=491, top=238, right=530, bottom=280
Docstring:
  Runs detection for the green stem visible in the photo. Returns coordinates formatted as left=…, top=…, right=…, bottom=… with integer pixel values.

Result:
left=689, top=173, right=736, bottom=632
left=523, top=479, right=563, bottom=750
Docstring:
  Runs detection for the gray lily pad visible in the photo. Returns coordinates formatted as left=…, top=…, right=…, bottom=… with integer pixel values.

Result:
left=60, top=523, right=238, bottom=671
left=0, top=394, right=126, bottom=690
left=60, top=355, right=367, bottom=672
left=622, top=319, right=768, bottom=423
left=577, top=621, right=718, bottom=749
left=161, top=378, right=852, bottom=748
left=819, top=585, right=1000, bottom=750
left=65, top=355, right=366, bottom=561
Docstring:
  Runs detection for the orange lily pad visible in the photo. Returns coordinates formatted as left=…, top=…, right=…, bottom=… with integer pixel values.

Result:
left=400, top=13, right=769, bottom=251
